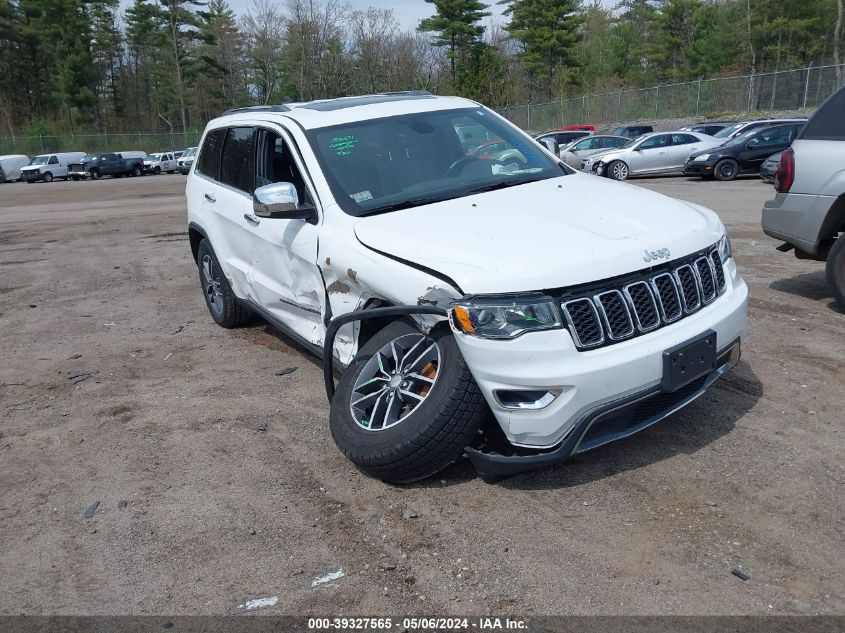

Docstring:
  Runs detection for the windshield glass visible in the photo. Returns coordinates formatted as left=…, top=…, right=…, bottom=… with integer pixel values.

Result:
left=31, top=156, right=48, bottom=165
left=182, top=147, right=196, bottom=158
left=714, top=123, right=746, bottom=138
left=306, top=107, right=565, bottom=216
left=148, top=154, right=161, bottom=160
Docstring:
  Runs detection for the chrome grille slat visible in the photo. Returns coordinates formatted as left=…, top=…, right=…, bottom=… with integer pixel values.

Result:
left=561, top=242, right=729, bottom=351
left=594, top=290, right=635, bottom=340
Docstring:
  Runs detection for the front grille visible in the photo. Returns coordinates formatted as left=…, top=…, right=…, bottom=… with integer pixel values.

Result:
left=69, top=163, right=83, bottom=171
left=559, top=244, right=727, bottom=351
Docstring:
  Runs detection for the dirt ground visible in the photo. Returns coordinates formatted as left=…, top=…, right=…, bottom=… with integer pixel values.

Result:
left=0, top=173, right=842, bottom=616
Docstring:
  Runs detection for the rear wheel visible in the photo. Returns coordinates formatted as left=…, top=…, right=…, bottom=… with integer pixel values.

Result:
left=131, top=165, right=141, bottom=177
left=826, top=235, right=845, bottom=309
left=330, top=320, right=489, bottom=483
left=714, top=158, right=739, bottom=181
left=607, top=160, right=629, bottom=181
left=196, top=239, right=251, bottom=328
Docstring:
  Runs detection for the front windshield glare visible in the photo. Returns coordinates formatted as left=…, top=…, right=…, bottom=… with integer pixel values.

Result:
left=31, top=156, right=48, bottom=165
left=306, top=108, right=565, bottom=216
left=148, top=154, right=161, bottom=160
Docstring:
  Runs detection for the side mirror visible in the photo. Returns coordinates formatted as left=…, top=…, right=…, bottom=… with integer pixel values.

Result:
left=539, top=137, right=560, bottom=156
left=253, top=182, right=317, bottom=223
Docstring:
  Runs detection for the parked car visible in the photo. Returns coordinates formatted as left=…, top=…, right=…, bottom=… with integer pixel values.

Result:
left=186, top=92, right=747, bottom=483
left=535, top=129, right=591, bottom=147
left=68, top=152, right=145, bottom=180
left=711, top=118, right=806, bottom=142
left=20, top=152, right=86, bottom=182
left=762, top=85, right=845, bottom=307
left=174, top=150, right=185, bottom=160
left=610, top=124, right=654, bottom=138
left=759, top=151, right=782, bottom=183
left=680, top=122, right=734, bottom=136
left=586, top=131, right=719, bottom=180
left=0, top=154, right=30, bottom=183
left=143, top=152, right=178, bottom=174
left=684, top=122, right=804, bottom=181
left=559, top=135, right=628, bottom=169
left=177, top=147, right=197, bottom=174
left=556, top=124, right=596, bottom=133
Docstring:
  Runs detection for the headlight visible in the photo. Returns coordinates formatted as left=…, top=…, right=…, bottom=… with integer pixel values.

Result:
left=717, top=233, right=732, bottom=262
left=694, top=154, right=709, bottom=162
left=449, top=295, right=563, bottom=339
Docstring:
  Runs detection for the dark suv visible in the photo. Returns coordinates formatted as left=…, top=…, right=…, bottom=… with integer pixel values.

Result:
left=684, top=122, right=805, bottom=181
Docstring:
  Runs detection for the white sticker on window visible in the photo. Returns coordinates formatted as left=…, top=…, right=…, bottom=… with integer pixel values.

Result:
left=350, top=190, right=373, bottom=203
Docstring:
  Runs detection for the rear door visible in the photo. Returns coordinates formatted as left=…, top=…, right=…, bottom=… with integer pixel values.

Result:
left=740, top=126, right=797, bottom=171
left=666, top=133, right=707, bottom=171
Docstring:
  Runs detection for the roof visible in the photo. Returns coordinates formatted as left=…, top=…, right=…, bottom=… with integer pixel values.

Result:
left=215, top=92, right=480, bottom=131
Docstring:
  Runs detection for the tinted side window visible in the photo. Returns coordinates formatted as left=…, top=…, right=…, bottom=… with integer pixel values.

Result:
left=220, top=127, right=256, bottom=193
left=802, top=88, right=845, bottom=140
left=197, top=129, right=226, bottom=180
left=639, top=135, right=668, bottom=149
left=670, top=134, right=697, bottom=145
left=49, top=156, right=59, bottom=164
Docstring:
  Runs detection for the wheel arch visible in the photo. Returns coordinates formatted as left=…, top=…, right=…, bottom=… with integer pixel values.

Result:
left=188, top=222, right=209, bottom=263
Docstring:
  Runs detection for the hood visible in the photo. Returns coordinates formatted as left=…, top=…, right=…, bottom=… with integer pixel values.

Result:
left=353, top=175, right=723, bottom=295
left=20, top=165, right=41, bottom=172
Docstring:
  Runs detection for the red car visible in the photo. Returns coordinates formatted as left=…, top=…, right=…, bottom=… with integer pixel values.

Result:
left=556, top=124, right=596, bottom=133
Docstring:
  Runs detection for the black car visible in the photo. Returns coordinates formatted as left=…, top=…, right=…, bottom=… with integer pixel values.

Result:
left=685, top=122, right=734, bottom=136
left=610, top=124, right=654, bottom=138
left=759, top=151, right=782, bottom=183
left=683, top=122, right=804, bottom=181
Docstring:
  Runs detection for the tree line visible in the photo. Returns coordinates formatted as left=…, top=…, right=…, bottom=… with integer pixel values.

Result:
left=0, top=0, right=842, bottom=137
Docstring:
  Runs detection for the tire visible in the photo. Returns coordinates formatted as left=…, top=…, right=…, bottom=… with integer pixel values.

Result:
left=90, top=169, right=101, bottom=180
left=330, top=320, right=489, bottom=483
left=826, top=235, right=845, bottom=309
left=714, top=158, right=739, bottom=181
left=131, top=165, right=141, bottom=177
left=607, top=160, right=629, bottom=181
left=196, top=239, right=251, bottom=328
left=43, top=172, right=53, bottom=183
left=71, top=175, right=79, bottom=182
left=153, top=166, right=161, bottom=175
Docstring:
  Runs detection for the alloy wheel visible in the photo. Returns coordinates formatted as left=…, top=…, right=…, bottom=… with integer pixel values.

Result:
left=350, top=333, right=441, bottom=431
left=200, top=254, right=224, bottom=316
left=612, top=162, right=628, bottom=180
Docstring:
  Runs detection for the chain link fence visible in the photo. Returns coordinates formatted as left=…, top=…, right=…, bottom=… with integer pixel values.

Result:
left=0, top=131, right=202, bottom=157
left=496, top=62, right=845, bottom=132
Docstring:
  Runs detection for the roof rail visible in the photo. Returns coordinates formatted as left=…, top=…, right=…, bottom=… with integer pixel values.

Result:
left=222, top=104, right=290, bottom=116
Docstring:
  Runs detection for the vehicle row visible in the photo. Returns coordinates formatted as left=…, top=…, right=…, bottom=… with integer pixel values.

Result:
left=0, top=148, right=193, bottom=183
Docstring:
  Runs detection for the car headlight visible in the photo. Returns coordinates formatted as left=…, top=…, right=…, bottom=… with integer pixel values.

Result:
left=449, top=295, right=563, bottom=339
left=694, top=154, right=709, bottom=162
left=717, top=233, right=732, bottom=262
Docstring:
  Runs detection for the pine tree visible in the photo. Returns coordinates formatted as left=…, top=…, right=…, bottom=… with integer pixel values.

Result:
left=418, top=0, right=490, bottom=85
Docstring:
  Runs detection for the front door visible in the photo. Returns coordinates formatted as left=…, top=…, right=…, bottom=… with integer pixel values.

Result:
left=245, top=126, right=326, bottom=347
left=633, top=134, right=669, bottom=173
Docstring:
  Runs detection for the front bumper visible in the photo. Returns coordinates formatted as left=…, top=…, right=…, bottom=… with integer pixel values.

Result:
left=455, top=262, right=748, bottom=471
left=68, top=169, right=89, bottom=179
left=683, top=161, right=715, bottom=176
left=20, top=171, right=42, bottom=181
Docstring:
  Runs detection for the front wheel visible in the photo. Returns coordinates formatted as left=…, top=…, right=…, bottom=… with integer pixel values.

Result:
left=43, top=172, right=53, bottom=183
left=90, top=169, right=101, bottom=180
left=330, top=320, right=489, bottom=483
left=714, top=159, right=739, bottom=181
left=153, top=166, right=161, bottom=175
left=131, top=165, right=141, bottom=177
left=607, top=160, right=629, bottom=181
left=826, top=235, right=845, bottom=309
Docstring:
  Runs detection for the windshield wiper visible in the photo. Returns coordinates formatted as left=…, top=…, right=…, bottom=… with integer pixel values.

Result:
left=357, top=197, right=437, bottom=216
left=464, top=177, right=544, bottom=195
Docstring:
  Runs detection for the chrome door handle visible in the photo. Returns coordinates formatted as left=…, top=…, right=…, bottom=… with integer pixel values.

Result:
left=204, top=193, right=216, bottom=203
left=243, top=214, right=260, bottom=226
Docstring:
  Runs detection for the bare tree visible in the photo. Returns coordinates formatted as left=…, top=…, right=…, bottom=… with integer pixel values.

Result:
left=285, top=0, right=348, bottom=100
left=241, top=0, right=286, bottom=104
left=348, top=8, right=397, bottom=93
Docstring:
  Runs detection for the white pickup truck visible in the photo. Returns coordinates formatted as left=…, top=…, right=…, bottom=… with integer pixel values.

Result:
left=762, top=85, right=845, bottom=307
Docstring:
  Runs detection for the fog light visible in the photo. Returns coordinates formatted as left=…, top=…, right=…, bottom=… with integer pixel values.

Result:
left=493, top=389, right=560, bottom=410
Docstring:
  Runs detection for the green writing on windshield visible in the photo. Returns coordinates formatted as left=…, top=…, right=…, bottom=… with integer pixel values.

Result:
left=330, top=135, right=358, bottom=157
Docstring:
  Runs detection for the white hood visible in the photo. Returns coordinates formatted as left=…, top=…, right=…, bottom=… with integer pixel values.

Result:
left=353, top=174, right=723, bottom=295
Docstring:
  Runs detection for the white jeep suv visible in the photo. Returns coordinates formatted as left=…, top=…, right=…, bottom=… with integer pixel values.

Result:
left=186, top=92, right=748, bottom=483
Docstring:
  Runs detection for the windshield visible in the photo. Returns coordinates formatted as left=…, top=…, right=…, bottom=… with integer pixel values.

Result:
left=148, top=154, right=161, bottom=160
left=30, top=156, right=49, bottom=165
left=714, top=123, right=746, bottom=138
left=182, top=147, right=196, bottom=158
left=306, top=107, right=565, bottom=216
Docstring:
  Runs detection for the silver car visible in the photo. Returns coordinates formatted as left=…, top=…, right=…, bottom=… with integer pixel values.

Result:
left=559, top=135, right=628, bottom=169
left=584, top=131, right=720, bottom=180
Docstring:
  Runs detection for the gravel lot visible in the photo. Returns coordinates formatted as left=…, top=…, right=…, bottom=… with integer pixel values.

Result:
left=0, top=173, right=842, bottom=616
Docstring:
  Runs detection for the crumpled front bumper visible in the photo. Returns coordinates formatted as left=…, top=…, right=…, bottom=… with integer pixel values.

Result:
left=455, top=262, right=748, bottom=478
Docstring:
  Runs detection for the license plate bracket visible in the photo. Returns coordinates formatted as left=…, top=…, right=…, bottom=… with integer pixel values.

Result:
left=662, top=330, right=717, bottom=392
